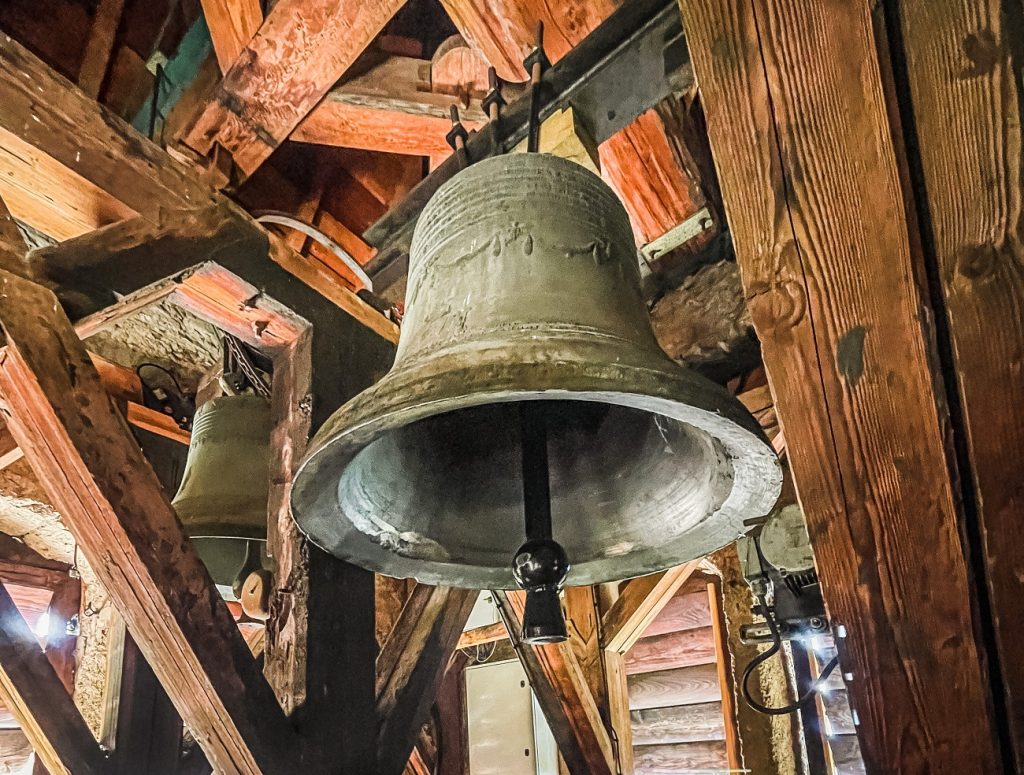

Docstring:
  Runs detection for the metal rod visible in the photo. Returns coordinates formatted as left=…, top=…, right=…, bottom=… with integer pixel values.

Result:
left=520, top=402, right=552, bottom=542
left=526, top=21, right=546, bottom=154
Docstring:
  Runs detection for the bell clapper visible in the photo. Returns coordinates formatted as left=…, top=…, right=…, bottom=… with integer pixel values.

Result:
left=513, top=402, right=570, bottom=644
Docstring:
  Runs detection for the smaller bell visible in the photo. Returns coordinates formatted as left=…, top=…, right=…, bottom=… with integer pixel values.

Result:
left=172, top=394, right=272, bottom=600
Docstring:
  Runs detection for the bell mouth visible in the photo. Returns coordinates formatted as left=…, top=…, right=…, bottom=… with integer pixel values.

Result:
left=291, top=363, right=781, bottom=589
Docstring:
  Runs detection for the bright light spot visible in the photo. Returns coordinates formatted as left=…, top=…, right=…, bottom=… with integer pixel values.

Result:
left=33, top=612, right=49, bottom=640
left=836, top=624, right=848, bottom=638
left=843, top=672, right=854, bottom=682
left=852, top=708, right=860, bottom=727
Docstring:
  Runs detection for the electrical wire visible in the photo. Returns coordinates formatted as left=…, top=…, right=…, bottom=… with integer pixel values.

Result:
left=741, top=533, right=840, bottom=715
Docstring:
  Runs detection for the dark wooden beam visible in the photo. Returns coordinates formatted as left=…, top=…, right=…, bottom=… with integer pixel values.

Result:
left=183, top=0, right=407, bottom=176
left=0, top=270, right=300, bottom=774
left=894, top=0, right=1024, bottom=763
left=679, top=0, right=1005, bottom=769
left=376, top=585, right=477, bottom=775
left=494, top=590, right=616, bottom=775
left=0, top=583, right=108, bottom=775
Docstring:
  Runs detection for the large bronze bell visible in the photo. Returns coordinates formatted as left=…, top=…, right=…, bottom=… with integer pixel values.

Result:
left=172, top=394, right=272, bottom=599
left=291, top=153, right=781, bottom=590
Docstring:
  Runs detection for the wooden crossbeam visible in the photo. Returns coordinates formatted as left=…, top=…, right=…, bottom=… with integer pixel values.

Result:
left=679, top=0, right=1005, bottom=769
left=200, top=0, right=263, bottom=72
left=0, top=583, right=109, bottom=775
left=291, top=56, right=487, bottom=157
left=0, top=35, right=397, bottom=343
left=0, top=271, right=300, bottom=774
left=184, top=0, right=408, bottom=176
left=376, top=584, right=477, bottom=775
left=601, top=560, right=701, bottom=654
left=494, top=590, right=616, bottom=775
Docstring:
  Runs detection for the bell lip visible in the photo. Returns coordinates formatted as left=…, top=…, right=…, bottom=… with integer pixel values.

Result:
left=291, top=359, right=782, bottom=590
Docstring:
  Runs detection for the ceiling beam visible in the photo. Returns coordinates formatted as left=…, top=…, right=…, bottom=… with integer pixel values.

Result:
left=494, top=590, right=616, bottom=775
left=602, top=560, right=702, bottom=654
left=200, top=0, right=263, bottom=72
left=376, top=584, right=477, bottom=775
left=680, top=0, right=1007, bottom=769
left=0, top=34, right=397, bottom=343
left=0, top=270, right=301, bottom=774
left=0, top=583, right=109, bottom=775
left=184, top=0, right=408, bottom=176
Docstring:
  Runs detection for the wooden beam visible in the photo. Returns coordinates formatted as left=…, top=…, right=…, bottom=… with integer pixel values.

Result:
left=706, top=578, right=740, bottom=772
left=0, top=583, right=108, bottom=775
left=77, top=0, right=125, bottom=98
left=0, top=271, right=300, bottom=774
left=630, top=702, right=726, bottom=746
left=456, top=621, right=506, bottom=649
left=679, top=0, right=1004, bottom=768
left=633, top=741, right=727, bottom=774
left=184, top=0, right=408, bottom=176
left=623, top=626, right=716, bottom=675
left=494, top=590, right=616, bottom=775
left=200, top=0, right=263, bottom=72
left=293, top=56, right=486, bottom=157
left=601, top=561, right=701, bottom=654
left=0, top=35, right=396, bottom=343
left=376, top=584, right=477, bottom=775
left=0, top=535, right=71, bottom=591
left=895, top=0, right=1024, bottom=763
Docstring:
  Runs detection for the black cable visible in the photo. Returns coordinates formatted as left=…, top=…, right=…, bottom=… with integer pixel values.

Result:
left=741, top=591, right=840, bottom=715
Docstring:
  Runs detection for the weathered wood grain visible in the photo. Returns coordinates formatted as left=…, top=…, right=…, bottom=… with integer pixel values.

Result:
left=830, top=734, right=866, bottom=775
left=630, top=702, right=725, bottom=746
left=897, top=0, right=1024, bottom=764
left=633, top=740, right=728, bottom=773
left=678, top=0, right=1003, bottom=769
left=495, top=590, right=616, bottom=775
left=200, top=0, right=263, bottom=72
left=0, top=583, right=106, bottom=775
left=0, top=271, right=299, bottom=774
left=637, top=590, right=711, bottom=640
left=77, top=0, right=125, bottom=97
left=603, top=561, right=701, bottom=653
left=627, top=663, right=720, bottom=711
left=624, top=626, right=716, bottom=675
left=184, top=0, right=407, bottom=175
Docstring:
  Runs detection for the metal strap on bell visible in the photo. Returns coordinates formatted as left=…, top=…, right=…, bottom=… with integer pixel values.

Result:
left=291, top=153, right=781, bottom=590
left=172, top=393, right=272, bottom=599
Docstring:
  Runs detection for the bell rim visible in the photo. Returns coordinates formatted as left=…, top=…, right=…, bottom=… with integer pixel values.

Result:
left=291, top=358, right=781, bottom=589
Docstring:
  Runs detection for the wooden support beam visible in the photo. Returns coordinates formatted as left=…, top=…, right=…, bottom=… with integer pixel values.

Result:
left=77, top=0, right=125, bottom=98
left=601, top=561, right=701, bottom=654
left=494, top=590, right=616, bottom=775
left=200, top=0, right=263, bottom=72
left=0, top=583, right=108, bottom=775
left=456, top=621, right=506, bottom=649
left=0, top=271, right=300, bottom=774
left=184, top=0, right=408, bottom=176
left=376, top=584, right=477, bottom=775
left=679, top=0, right=1004, bottom=768
left=292, top=57, right=486, bottom=157
left=894, top=0, right=1024, bottom=763
left=0, top=35, right=396, bottom=343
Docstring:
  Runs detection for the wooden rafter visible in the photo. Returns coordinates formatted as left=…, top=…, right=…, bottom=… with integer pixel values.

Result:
left=0, top=34, right=397, bottom=343
left=680, top=0, right=1005, bottom=769
left=377, top=584, right=477, bottom=775
left=602, top=560, right=702, bottom=654
left=184, top=0, right=408, bottom=176
left=200, top=0, right=263, bottom=72
left=0, top=583, right=108, bottom=775
left=77, top=0, right=125, bottom=98
left=494, top=590, right=616, bottom=775
left=0, top=271, right=300, bottom=774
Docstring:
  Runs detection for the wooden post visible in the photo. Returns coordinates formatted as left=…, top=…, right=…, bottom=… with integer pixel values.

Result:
left=678, top=0, right=1004, bottom=769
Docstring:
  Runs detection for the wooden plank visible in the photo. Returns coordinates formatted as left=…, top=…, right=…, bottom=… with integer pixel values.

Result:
left=604, top=651, right=634, bottom=775
left=638, top=590, right=711, bottom=640
left=376, top=584, right=477, bottom=775
left=627, top=663, right=720, bottom=711
left=633, top=741, right=727, bottom=774
left=623, top=626, right=716, bottom=675
left=200, top=0, right=263, bottom=72
left=630, top=702, right=725, bottom=746
left=829, top=734, right=866, bottom=775
left=494, top=590, right=616, bottom=775
left=602, top=561, right=701, bottom=653
left=0, top=271, right=300, bottom=774
left=0, top=583, right=107, bottom=775
left=0, top=35, right=395, bottom=343
left=678, top=0, right=1003, bottom=770
left=706, top=578, right=740, bottom=771
left=77, top=0, right=125, bottom=97
left=821, top=689, right=857, bottom=738
left=457, top=621, right=506, bottom=649
left=292, top=57, right=486, bottom=157
left=896, top=0, right=1024, bottom=763
left=0, top=728, right=32, bottom=773
left=184, top=0, right=407, bottom=175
